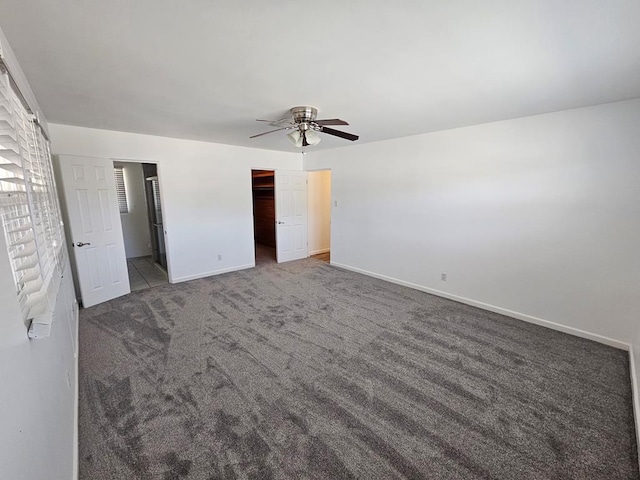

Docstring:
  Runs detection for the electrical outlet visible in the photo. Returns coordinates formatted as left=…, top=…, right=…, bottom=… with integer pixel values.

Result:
left=217, top=254, right=222, bottom=261
left=441, top=273, right=447, bottom=281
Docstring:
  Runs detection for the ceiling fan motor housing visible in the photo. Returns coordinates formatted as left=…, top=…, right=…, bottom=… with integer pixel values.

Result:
left=291, top=106, right=318, bottom=126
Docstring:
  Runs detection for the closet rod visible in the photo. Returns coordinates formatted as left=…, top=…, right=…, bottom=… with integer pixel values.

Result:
left=0, top=55, right=50, bottom=141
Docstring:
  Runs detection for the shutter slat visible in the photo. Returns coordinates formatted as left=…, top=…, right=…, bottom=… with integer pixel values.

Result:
left=5, top=213, right=30, bottom=221
left=10, top=231, right=34, bottom=246
left=0, top=134, right=20, bottom=152
left=0, top=162, right=24, bottom=174
left=0, top=177, right=26, bottom=185
left=7, top=222, right=33, bottom=234
left=15, top=257, right=39, bottom=271
left=0, top=149, right=22, bottom=165
left=0, top=103, right=12, bottom=122
left=12, top=245, right=37, bottom=259
left=20, top=280, right=43, bottom=297
left=19, top=270, right=41, bottom=284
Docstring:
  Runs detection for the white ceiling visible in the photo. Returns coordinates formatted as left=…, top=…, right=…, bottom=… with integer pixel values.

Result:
left=1, top=0, right=639, bottom=152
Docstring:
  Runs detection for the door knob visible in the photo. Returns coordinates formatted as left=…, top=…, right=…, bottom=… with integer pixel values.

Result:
left=276, top=221, right=285, bottom=224
left=76, top=242, right=91, bottom=247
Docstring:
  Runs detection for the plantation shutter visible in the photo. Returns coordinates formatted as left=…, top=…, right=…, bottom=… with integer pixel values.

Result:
left=114, top=166, right=128, bottom=214
left=0, top=63, right=65, bottom=325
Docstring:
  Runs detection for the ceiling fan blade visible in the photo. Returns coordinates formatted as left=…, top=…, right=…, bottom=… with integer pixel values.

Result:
left=320, top=127, right=359, bottom=141
left=302, top=131, right=309, bottom=147
left=257, top=118, right=293, bottom=125
left=249, top=127, right=289, bottom=139
left=314, top=119, right=349, bottom=126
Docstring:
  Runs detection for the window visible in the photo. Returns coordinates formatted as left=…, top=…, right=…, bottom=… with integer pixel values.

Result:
left=0, top=65, right=65, bottom=324
left=114, top=166, right=128, bottom=214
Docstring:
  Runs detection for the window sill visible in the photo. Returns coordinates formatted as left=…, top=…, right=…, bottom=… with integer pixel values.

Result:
left=27, top=270, right=63, bottom=340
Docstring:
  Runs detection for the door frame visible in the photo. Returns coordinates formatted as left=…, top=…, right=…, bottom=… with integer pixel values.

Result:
left=305, top=168, right=332, bottom=259
left=111, top=158, right=174, bottom=283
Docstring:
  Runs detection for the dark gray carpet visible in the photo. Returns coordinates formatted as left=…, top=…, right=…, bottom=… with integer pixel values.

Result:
left=79, top=258, right=639, bottom=479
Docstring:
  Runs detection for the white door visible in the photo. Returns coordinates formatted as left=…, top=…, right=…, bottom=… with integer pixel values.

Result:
left=275, top=170, right=308, bottom=263
left=57, top=155, right=130, bottom=307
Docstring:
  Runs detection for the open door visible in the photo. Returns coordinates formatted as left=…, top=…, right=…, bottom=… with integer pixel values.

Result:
left=275, top=170, right=308, bottom=263
left=57, top=155, right=130, bottom=307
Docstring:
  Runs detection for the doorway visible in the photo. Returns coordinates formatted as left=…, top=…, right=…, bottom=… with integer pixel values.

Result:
left=251, top=169, right=331, bottom=266
left=307, top=169, right=331, bottom=264
left=114, top=160, right=169, bottom=291
left=251, top=170, right=276, bottom=265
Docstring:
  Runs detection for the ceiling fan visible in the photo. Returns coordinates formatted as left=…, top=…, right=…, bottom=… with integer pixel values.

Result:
left=250, top=106, right=359, bottom=147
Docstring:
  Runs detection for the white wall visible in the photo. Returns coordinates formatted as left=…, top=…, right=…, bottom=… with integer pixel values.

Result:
left=116, top=162, right=152, bottom=258
left=0, top=27, right=78, bottom=480
left=0, top=258, right=78, bottom=480
left=49, top=125, right=301, bottom=282
left=307, top=170, right=331, bottom=254
left=305, top=99, right=640, bottom=345
left=633, top=330, right=640, bottom=461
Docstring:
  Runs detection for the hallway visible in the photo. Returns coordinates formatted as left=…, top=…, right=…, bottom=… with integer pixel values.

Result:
left=127, top=256, right=168, bottom=291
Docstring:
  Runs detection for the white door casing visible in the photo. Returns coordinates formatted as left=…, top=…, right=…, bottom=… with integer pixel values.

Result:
left=58, top=155, right=130, bottom=307
left=275, top=170, right=308, bottom=263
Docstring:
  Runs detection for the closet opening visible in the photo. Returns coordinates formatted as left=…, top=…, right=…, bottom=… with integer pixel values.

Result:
left=251, top=169, right=276, bottom=265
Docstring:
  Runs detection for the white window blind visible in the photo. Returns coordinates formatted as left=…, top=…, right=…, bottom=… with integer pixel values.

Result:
left=114, top=166, right=128, bottom=214
left=0, top=66, right=65, bottom=325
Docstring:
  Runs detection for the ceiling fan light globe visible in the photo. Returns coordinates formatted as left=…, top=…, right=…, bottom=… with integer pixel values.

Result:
left=287, top=130, right=303, bottom=147
left=305, top=129, right=321, bottom=146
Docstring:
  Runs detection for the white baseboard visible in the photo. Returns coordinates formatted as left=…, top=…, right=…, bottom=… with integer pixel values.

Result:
left=629, top=345, right=640, bottom=465
left=72, top=299, right=79, bottom=480
left=309, top=248, right=330, bottom=255
left=331, top=262, right=629, bottom=350
left=172, top=263, right=255, bottom=283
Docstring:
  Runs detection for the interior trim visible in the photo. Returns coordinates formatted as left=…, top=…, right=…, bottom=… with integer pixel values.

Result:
left=629, top=346, right=640, bottom=466
left=171, top=263, right=254, bottom=284
left=72, top=298, right=79, bottom=480
left=330, top=261, right=629, bottom=350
